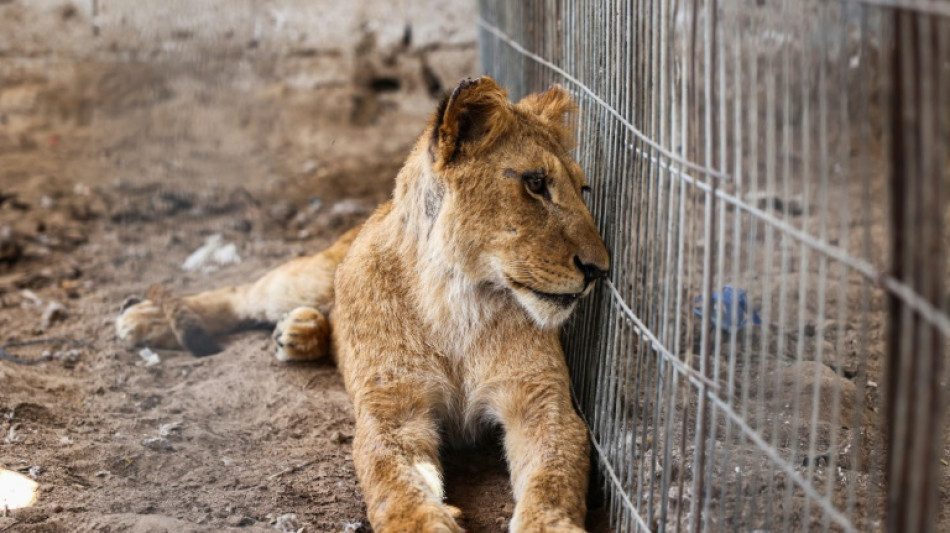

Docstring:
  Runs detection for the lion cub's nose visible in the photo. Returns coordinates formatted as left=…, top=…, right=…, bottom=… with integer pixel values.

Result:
left=574, top=255, right=608, bottom=286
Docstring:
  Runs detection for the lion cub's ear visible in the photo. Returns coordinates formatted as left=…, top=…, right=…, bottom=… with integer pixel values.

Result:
left=517, top=84, right=578, bottom=148
left=431, top=76, right=514, bottom=167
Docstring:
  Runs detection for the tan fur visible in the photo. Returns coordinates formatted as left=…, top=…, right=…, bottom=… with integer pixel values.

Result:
left=116, top=77, right=609, bottom=533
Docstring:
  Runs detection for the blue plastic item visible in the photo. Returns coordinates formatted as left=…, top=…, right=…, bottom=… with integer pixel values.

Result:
left=693, top=285, right=762, bottom=332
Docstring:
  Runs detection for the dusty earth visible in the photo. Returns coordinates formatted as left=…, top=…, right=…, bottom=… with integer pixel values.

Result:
left=0, top=62, right=610, bottom=532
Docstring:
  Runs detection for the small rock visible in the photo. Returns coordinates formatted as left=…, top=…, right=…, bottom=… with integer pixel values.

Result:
left=227, top=515, right=254, bottom=527
left=301, top=159, right=318, bottom=174
left=329, top=430, right=351, bottom=444
left=228, top=218, right=253, bottom=233
left=267, top=203, right=298, bottom=225
left=60, top=279, right=82, bottom=298
left=0, top=226, right=24, bottom=264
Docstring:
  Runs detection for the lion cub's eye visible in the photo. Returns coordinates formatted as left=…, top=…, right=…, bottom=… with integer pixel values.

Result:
left=522, top=169, right=548, bottom=197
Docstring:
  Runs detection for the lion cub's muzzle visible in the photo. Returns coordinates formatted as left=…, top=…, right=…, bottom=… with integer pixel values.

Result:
left=506, top=221, right=609, bottom=326
left=574, top=255, right=608, bottom=287
left=527, top=256, right=607, bottom=307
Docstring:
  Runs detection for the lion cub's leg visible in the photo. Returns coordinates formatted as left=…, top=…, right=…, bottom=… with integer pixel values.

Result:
left=350, top=381, right=462, bottom=533
left=115, top=284, right=251, bottom=354
left=116, top=226, right=361, bottom=354
left=496, top=378, right=589, bottom=533
left=273, top=306, right=330, bottom=361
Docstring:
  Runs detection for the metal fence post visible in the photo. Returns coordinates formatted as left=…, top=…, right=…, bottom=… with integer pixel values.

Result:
left=885, top=9, right=947, bottom=533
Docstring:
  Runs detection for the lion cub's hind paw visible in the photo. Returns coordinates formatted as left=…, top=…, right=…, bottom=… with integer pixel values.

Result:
left=273, top=306, right=330, bottom=362
left=115, top=299, right=178, bottom=349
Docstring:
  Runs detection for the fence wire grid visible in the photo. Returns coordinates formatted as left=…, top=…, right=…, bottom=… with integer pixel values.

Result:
left=478, top=1, right=950, bottom=532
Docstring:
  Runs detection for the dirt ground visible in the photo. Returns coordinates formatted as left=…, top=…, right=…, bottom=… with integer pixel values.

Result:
left=0, top=61, right=616, bottom=532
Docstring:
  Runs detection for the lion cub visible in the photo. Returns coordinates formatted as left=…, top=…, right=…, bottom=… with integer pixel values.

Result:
left=116, top=77, right=609, bottom=532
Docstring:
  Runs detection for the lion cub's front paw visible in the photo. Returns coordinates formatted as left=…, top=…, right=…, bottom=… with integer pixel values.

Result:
left=115, top=299, right=178, bottom=348
left=379, top=503, right=464, bottom=533
left=273, top=306, right=330, bottom=361
left=511, top=507, right=586, bottom=533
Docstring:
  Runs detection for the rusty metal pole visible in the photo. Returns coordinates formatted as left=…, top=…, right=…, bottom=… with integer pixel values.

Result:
left=885, top=9, right=947, bottom=533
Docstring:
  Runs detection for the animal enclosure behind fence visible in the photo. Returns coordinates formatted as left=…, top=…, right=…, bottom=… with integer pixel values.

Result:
left=478, top=1, right=950, bottom=532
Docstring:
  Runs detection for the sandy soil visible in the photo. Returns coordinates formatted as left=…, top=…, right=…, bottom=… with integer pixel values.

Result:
left=0, top=61, right=614, bottom=533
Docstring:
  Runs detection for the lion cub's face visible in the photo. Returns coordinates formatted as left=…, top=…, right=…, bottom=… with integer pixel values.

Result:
left=429, top=77, right=610, bottom=328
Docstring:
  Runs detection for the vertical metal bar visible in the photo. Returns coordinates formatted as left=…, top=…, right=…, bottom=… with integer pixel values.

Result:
left=657, top=2, right=678, bottom=528
left=688, top=0, right=714, bottom=529
left=716, top=5, right=746, bottom=530
left=781, top=1, right=815, bottom=529
left=885, top=9, right=946, bottom=533
left=821, top=6, right=855, bottom=530
left=675, top=2, right=694, bottom=530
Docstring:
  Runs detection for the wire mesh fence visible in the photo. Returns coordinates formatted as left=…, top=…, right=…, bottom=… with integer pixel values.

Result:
left=478, top=1, right=950, bottom=531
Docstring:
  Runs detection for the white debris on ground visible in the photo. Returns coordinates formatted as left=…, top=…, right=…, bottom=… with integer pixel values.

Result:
left=50, top=349, right=82, bottom=364
left=142, top=424, right=181, bottom=452
left=141, top=435, right=175, bottom=452
left=0, top=468, right=39, bottom=510
left=329, top=199, right=373, bottom=217
left=138, top=347, right=161, bottom=367
left=273, top=513, right=303, bottom=533
left=20, top=289, right=43, bottom=307
left=342, top=521, right=364, bottom=533
left=4, top=424, right=20, bottom=444
left=181, top=234, right=242, bottom=273
left=41, top=301, right=67, bottom=328
left=158, top=422, right=182, bottom=438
